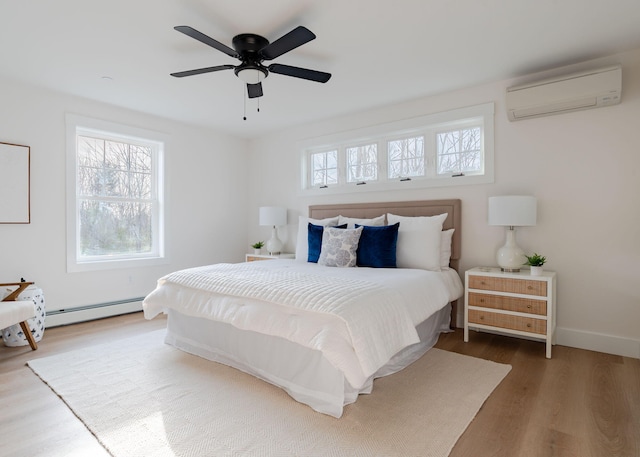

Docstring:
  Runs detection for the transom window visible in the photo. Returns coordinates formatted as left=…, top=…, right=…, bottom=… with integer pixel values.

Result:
left=310, top=150, right=338, bottom=187
left=300, top=103, right=494, bottom=194
left=347, top=144, right=377, bottom=183
left=388, top=136, right=425, bottom=179
left=66, top=114, right=166, bottom=272
left=436, top=126, right=482, bottom=175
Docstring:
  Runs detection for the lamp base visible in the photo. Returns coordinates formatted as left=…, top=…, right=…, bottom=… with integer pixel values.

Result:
left=266, top=226, right=283, bottom=256
left=496, top=227, right=525, bottom=272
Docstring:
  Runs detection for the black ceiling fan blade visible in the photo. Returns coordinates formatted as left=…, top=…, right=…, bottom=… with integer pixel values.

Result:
left=268, top=63, right=331, bottom=83
left=170, top=65, right=235, bottom=78
left=247, top=82, right=263, bottom=98
left=260, top=26, right=316, bottom=60
left=174, top=25, right=239, bottom=58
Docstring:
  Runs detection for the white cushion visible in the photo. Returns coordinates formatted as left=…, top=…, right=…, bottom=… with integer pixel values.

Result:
left=295, top=215, right=340, bottom=261
left=0, top=300, right=34, bottom=329
left=386, top=213, right=447, bottom=271
left=440, top=228, right=455, bottom=270
left=338, top=214, right=385, bottom=229
left=317, top=226, right=363, bottom=267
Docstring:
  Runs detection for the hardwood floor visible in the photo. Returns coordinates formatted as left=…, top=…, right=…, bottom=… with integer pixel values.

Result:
left=436, top=330, right=640, bottom=457
left=0, top=313, right=638, bottom=457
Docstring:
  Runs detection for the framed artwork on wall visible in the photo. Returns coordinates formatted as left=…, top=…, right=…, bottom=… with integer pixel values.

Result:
left=0, top=142, right=30, bottom=224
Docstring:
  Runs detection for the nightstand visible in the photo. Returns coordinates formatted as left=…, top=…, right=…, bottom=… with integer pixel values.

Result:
left=245, top=253, right=295, bottom=262
left=464, top=267, right=556, bottom=358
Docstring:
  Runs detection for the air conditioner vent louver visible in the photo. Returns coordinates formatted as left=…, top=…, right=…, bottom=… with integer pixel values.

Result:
left=506, top=65, right=621, bottom=121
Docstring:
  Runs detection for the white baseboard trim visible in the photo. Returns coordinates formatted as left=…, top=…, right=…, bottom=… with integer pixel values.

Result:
left=555, top=326, right=640, bottom=359
left=458, top=320, right=639, bottom=359
left=43, top=303, right=639, bottom=359
left=45, top=299, right=143, bottom=327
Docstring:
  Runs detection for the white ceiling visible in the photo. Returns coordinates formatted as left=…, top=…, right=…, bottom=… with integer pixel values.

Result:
left=3, top=0, right=640, bottom=138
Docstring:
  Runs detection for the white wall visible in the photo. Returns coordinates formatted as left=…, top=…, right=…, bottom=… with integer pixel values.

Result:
left=2, top=46, right=637, bottom=358
left=247, top=48, right=640, bottom=358
left=0, top=78, right=249, bottom=315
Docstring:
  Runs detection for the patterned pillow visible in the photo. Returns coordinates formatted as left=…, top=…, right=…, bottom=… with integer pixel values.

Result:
left=317, top=226, right=363, bottom=267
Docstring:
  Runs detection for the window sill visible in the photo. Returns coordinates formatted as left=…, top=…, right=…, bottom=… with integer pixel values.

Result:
left=299, top=173, right=493, bottom=196
left=67, top=255, right=169, bottom=273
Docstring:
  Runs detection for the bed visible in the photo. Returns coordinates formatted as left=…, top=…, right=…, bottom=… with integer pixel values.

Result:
left=143, top=199, right=463, bottom=418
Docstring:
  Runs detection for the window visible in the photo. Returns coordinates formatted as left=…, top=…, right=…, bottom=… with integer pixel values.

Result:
left=66, top=115, right=166, bottom=272
left=388, top=136, right=424, bottom=179
left=436, top=126, right=482, bottom=175
left=346, top=144, right=377, bottom=183
left=300, top=102, right=494, bottom=194
left=310, top=150, right=338, bottom=187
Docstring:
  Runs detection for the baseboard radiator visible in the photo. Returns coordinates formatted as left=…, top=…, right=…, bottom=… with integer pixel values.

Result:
left=45, top=297, right=145, bottom=327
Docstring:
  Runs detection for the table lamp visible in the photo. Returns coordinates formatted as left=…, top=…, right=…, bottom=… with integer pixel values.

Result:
left=259, top=206, right=287, bottom=255
left=488, top=196, right=537, bottom=272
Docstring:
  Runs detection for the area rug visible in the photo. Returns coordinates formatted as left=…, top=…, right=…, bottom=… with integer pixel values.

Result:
left=28, top=330, right=510, bottom=457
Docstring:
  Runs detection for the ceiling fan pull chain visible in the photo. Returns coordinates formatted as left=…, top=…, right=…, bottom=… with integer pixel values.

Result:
left=257, top=97, right=260, bottom=113
left=243, top=84, right=247, bottom=121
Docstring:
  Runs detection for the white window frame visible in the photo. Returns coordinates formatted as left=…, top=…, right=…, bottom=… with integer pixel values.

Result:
left=434, top=122, right=483, bottom=177
left=387, top=135, right=426, bottom=180
left=309, top=149, right=338, bottom=187
left=346, top=142, right=378, bottom=184
left=299, top=102, right=494, bottom=195
left=66, top=114, right=168, bottom=272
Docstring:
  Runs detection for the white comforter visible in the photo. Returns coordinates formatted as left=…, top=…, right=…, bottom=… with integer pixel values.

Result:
left=143, top=260, right=462, bottom=388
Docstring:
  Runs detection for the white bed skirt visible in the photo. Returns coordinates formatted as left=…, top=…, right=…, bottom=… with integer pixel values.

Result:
left=163, top=303, right=451, bottom=418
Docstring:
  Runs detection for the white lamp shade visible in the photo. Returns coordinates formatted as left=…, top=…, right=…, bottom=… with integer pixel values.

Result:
left=488, top=196, right=537, bottom=227
left=259, top=206, right=287, bottom=227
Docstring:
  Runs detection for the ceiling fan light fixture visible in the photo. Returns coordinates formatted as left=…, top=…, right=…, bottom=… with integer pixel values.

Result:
left=236, top=67, right=267, bottom=84
left=171, top=25, right=331, bottom=100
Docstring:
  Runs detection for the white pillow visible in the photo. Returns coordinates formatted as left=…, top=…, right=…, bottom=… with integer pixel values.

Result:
left=295, top=215, right=340, bottom=261
left=440, top=228, right=455, bottom=270
left=317, top=226, right=363, bottom=267
left=386, top=213, right=447, bottom=271
left=338, top=214, right=385, bottom=229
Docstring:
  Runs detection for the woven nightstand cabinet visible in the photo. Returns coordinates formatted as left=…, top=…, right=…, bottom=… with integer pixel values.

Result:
left=464, top=267, right=556, bottom=358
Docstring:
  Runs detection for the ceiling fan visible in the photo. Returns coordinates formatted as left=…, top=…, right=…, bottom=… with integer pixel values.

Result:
left=171, top=25, right=331, bottom=99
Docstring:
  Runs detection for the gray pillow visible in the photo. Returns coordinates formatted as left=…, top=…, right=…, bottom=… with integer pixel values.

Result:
left=317, top=226, right=363, bottom=267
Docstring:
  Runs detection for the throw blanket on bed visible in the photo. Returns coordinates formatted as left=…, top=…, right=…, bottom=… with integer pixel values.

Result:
left=151, top=262, right=421, bottom=385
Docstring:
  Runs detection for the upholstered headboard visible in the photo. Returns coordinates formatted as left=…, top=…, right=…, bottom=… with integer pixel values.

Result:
left=309, top=199, right=461, bottom=271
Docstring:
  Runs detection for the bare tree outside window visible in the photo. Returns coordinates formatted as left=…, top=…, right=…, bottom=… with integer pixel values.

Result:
left=311, top=150, right=338, bottom=187
left=77, top=135, right=155, bottom=258
left=388, top=136, right=425, bottom=179
left=347, top=144, right=377, bottom=183
left=436, top=127, right=482, bottom=175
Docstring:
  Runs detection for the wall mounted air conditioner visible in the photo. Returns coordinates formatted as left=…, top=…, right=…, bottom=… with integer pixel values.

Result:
left=506, top=65, right=621, bottom=121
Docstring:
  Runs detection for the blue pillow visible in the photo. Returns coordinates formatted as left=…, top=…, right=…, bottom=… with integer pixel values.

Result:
left=307, top=223, right=347, bottom=262
left=355, top=223, right=400, bottom=268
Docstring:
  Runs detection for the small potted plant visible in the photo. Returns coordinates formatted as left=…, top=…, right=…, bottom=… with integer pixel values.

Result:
left=524, top=253, right=546, bottom=276
left=251, top=241, right=264, bottom=255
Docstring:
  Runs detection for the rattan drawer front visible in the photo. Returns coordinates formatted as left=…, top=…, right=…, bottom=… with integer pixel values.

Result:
left=468, top=292, right=547, bottom=315
left=468, top=309, right=547, bottom=335
left=245, top=256, right=272, bottom=262
left=468, top=275, right=547, bottom=297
